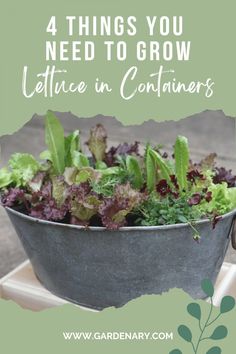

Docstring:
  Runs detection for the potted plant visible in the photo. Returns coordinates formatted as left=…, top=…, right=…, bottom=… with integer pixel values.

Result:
left=0, top=111, right=236, bottom=310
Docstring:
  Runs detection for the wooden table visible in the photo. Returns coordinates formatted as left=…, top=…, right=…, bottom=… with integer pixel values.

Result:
left=0, top=261, right=236, bottom=311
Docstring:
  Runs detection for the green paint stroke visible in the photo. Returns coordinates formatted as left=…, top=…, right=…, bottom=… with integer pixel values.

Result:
left=169, top=279, right=235, bottom=354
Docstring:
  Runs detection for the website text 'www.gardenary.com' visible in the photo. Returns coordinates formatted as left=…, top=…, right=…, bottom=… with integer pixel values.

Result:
left=62, top=331, right=174, bottom=341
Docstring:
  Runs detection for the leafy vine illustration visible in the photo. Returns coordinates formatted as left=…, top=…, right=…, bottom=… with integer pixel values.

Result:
left=169, top=279, right=235, bottom=354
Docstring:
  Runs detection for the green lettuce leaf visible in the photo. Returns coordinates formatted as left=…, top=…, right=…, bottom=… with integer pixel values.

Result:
left=65, top=130, right=80, bottom=167
left=146, top=146, right=156, bottom=192
left=146, top=147, right=172, bottom=192
left=72, top=151, right=89, bottom=168
left=0, top=168, right=13, bottom=188
left=226, top=187, right=236, bottom=210
left=95, top=161, right=107, bottom=170
left=9, top=153, right=40, bottom=186
left=197, top=182, right=232, bottom=215
left=45, top=111, right=65, bottom=175
left=174, top=135, right=189, bottom=192
left=76, top=168, right=102, bottom=184
left=39, top=150, right=52, bottom=161
left=126, top=155, right=143, bottom=189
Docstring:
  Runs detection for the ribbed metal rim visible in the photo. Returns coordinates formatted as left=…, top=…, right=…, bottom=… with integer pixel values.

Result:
left=5, top=207, right=236, bottom=232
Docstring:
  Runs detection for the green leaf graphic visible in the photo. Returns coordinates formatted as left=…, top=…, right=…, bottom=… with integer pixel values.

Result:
left=206, top=347, right=222, bottom=354
left=178, top=325, right=192, bottom=342
left=210, top=326, right=228, bottom=340
left=201, top=279, right=214, bottom=297
left=187, top=303, right=201, bottom=320
left=169, top=350, right=182, bottom=354
left=174, top=279, right=232, bottom=354
left=220, top=296, right=235, bottom=313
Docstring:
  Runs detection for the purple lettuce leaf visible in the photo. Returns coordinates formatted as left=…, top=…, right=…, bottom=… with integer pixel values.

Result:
left=190, top=153, right=217, bottom=171
left=30, top=199, right=68, bottom=221
left=199, top=153, right=217, bottom=169
left=98, top=197, right=129, bottom=229
left=99, top=183, right=144, bottom=229
left=86, top=124, right=107, bottom=162
left=69, top=182, right=101, bottom=222
left=27, top=172, right=46, bottom=192
left=0, top=188, right=26, bottom=207
left=105, top=141, right=139, bottom=166
left=29, top=181, right=69, bottom=221
left=213, top=167, right=236, bottom=187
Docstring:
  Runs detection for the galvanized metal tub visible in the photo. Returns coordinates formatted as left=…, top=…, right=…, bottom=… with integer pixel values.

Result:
left=5, top=207, right=236, bottom=310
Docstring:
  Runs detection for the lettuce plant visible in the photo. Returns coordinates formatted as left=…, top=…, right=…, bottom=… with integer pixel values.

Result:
left=0, top=111, right=236, bottom=236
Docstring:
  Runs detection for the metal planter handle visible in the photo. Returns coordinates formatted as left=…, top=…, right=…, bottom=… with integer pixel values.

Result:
left=231, top=216, right=236, bottom=250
